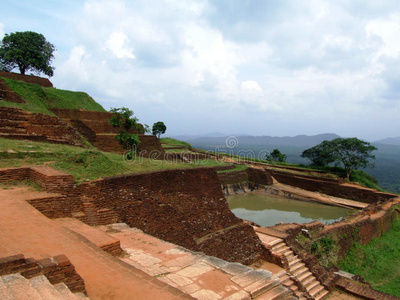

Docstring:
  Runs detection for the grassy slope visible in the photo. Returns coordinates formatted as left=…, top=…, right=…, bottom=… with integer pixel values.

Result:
left=0, top=77, right=106, bottom=114
left=339, top=216, right=400, bottom=297
left=0, top=137, right=227, bottom=183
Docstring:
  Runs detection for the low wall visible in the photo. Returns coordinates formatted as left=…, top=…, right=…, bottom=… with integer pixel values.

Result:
left=0, top=165, right=75, bottom=193
left=269, top=169, right=397, bottom=204
left=0, top=71, right=53, bottom=87
left=218, top=167, right=274, bottom=185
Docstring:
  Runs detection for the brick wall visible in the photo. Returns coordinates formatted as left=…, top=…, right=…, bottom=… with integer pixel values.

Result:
left=0, top=71, right=53, bottom=87
left=75, top=167, right=267, bottom=264
left=0, top=107, right=84, bottom=146
left=268, top=169, right=397, bottom=203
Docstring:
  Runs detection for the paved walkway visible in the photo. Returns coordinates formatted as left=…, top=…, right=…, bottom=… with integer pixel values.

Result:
left=0, top=187, right=192, bottom=300
left=96, top=223, right=293, bottom=300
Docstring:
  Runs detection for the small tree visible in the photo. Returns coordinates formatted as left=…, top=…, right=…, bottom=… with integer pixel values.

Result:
left=0, top=31, right=56, bottom=76
left=266, top=149, right=287, bottom=163
left=110, top=107, right=141, bottom=159
left=152, top=121, right=167, bottom=138
left=302, top=137, right=377, bottom=180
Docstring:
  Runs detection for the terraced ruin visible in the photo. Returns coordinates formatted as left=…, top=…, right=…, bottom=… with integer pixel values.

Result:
left=0, top=72, right=399, bottom=300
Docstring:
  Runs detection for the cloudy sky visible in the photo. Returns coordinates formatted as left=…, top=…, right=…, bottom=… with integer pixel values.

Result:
left=1, top=0, right=400, bottom=141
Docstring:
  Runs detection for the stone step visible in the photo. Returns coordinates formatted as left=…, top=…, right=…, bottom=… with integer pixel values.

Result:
left=281, top=249, right=293, bottom=257
left=297, top=270, right=313, bottom=282
left=301, top=275, right=316, bottom=287
left=309, top=284, right=325, bottom=297
left=288, top=258, right=301, bottom=267
left=286, top=254, right=297, bottom=263
left=268, top=238, right=283, bottom=247
left=304, top=278, right=319, bottom=292
left=29, top=275, right=64, bottom=299
left=315, top=289, right=329, bottom=300
left=256, top=285, right=290, bottom=300
left=244, top=275, right=280, bottom=298
left=272, top=243, right=288, bottom=253
left=293, top=266, right=308, bottom=278
left=54, top=282, right=80, bottom=300
left=289, top=261, right=305, bottom=273
left=2, top=274, right=43, bottom=300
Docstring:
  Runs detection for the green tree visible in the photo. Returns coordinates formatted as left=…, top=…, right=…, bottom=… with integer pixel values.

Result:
left=110, top=107, right=141, bottom=159
left=302, top=138, right=377, bottom=180
left=0, top=31, right=56, bottom=76
left=301, top=140, right=336, bottom=167
left=266, top=149, right=287, bottom=163
left=152, top=121, right=167, bottom=138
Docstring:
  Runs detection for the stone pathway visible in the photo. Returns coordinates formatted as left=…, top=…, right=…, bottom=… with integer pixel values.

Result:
left=0, top=187, right=192, bottom=300
left=255, top=230, right=329, bottom=300
left=97, top=223, right=296, bottom=300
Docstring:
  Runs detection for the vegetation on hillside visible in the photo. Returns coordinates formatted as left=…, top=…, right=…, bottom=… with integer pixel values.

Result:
left=301, top=138, right=377, bottom=180
left=0, top=77, right=105, bottom=114
left=0, top=137, right=227, bottom=183
left=339, top=216, right=400, bottom=297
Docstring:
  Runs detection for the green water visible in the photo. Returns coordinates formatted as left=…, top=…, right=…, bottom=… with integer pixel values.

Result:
left=227, top=193, right=352, bottom=226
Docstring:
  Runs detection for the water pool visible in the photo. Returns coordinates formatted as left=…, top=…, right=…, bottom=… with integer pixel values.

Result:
left=226, top=193, right=353, bottom=227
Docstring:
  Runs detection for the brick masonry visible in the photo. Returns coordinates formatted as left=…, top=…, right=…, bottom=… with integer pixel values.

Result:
left=50, top=108, right=167, bottom=158
left=0, top=253, right=86, bottom=294
left=0, top=71, right=53, bottom=87
left=0, top=107, right=85, bottom=146
left=267, top=168, right=397, bottom=203
left=0, top=165, right=268, bottom=265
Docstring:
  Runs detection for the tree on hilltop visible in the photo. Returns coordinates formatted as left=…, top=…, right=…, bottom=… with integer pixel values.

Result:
left=0, top=31, right=56, bottom=76
left=302, top=137, right=377, bottom=180
left=152, top=121, right=167, bottom=138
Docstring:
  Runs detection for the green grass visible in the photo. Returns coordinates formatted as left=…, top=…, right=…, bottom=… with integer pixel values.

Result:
left=0, top=137, right=227, bottom=182
left=339, top=217, right=400, bottom=297
left=160, top=137, right=192, bottom=149
left=217, top=164, right=248, bottom=173
left=0, top=77, right=106, bottom=114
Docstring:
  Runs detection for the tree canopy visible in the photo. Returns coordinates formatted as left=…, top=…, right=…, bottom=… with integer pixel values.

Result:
left=110, top=107, right=141, bottom=159
left=301, top=137, right=377, bottom=180
left=152, top=121, right=167, bottom=138
left=0, top=31, right=56, bottom=76
left=266, top=148, right=287, bottom=163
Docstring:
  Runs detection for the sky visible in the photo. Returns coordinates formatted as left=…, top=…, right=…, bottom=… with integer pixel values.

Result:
left=1, top=0, right=400, bottom=141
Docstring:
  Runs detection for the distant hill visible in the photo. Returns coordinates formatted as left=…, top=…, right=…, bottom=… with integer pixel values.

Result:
left=182, top=133, right=400, bottom=194
left=374, top=136, right=400, bottom=146
left=185, top=133, right=340, bottom=148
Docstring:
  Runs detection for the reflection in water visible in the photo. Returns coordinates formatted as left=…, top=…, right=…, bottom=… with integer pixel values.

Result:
left=227, top=193, right=352, bottom=227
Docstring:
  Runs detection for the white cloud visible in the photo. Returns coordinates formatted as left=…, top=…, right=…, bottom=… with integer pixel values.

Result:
left=366, top=13, right=400, bottom=58
left=0, top=23, right=4, bottom=38
left=103, top=32, right=135, bottom=59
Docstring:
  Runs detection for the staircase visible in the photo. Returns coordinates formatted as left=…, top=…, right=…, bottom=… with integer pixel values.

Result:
left=257, top=233, right=329, bottom=300
left=1, top=273, right=88, bottom=300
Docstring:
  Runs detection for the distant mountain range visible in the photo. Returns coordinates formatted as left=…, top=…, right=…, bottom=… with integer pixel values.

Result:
left=174, top=133, right=340, bottom=148
left=171, top=133, right=400, bottom=194
left=373, top=136, right=400, bottom=146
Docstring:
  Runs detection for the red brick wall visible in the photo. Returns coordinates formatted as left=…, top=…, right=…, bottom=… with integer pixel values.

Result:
left=0, top=71, right=53, bottom=87
left=268, top=169, right=396, bottom=203
left=75, top=167, right=267, bottom=264
left=0, top=107, right=84, bottom=146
